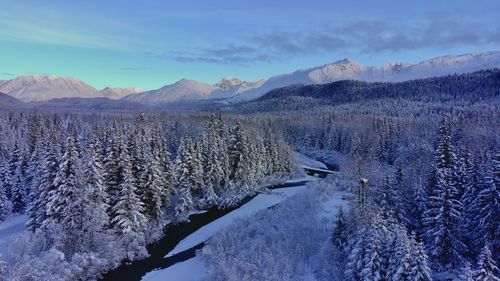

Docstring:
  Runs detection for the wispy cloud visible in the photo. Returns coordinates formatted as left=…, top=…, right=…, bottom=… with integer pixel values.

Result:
left=171, top=19, right=499, bottom=64
left=0, top=4, right=146, bottom=51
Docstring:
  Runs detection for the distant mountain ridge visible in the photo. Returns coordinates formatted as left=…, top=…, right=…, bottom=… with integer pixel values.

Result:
left=123, top=51, right=500, bottom=104
left=0, top=75, right=141, bottom=102
left=99, top=87, right=142, bottom=100
left=1, top=51, right=499, bottom=104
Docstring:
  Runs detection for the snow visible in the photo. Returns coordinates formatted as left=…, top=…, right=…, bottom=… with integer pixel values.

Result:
left=141, top=255, right=206, bottom=281
left=165, top=184, right=308, bottom=258
left=0, top=214, right=27, bottom=257
left=294, top=152, right=328, bottom=169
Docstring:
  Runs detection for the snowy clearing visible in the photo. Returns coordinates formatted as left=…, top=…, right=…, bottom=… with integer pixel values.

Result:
left=0, top=214, right=27, bottom=258
left=165, top=184, right=308, bottom=258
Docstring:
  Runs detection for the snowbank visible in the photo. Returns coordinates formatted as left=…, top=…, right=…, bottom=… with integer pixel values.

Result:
left=141, top=256, right=206, bottom=281
left=165, top=184, right=308, bottom=258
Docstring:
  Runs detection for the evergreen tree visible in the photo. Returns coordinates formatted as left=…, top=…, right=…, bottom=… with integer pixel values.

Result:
left=378, top=174, right=396, bottom=220
left=471, top=154, right=500, bottom=263
left=44, top=136, right=83, bottom=233
left=27, top=134, right=60, bottom=231
left=424, top=122, right=466, bottom=268
left=474, top=245, right=500, bottom=281
left=79, top=136, right=110, bottom=251
left=361, top=226, right=386, bottom=281
left=110, top=145, right=147, bottom=260
left=173, top=137, right=195, bottom=219
left=409, top=235, right=432, bottom=281
left=387, top=226, right=412, bottom=281
left=139, top=137, right=165, bottom=221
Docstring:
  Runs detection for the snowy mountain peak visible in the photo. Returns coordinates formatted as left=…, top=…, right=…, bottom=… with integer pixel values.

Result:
left=0, top=75, right=102, bottom=102
left=99, top=87, right=143, bottom=100
left=215, top=77, right=244, bottom=90
left=334, top=57, right=357, bottom=65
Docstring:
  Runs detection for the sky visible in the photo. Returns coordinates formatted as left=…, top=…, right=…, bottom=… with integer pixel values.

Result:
left=0, top=0, right=499, bottom=90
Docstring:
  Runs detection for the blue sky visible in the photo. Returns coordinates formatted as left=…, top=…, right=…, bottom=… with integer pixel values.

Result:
left=1, top=0, right=499, bottom=90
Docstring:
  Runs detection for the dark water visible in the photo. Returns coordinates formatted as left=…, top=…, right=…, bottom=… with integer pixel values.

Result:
left=99, top=180, right=310, bottom=281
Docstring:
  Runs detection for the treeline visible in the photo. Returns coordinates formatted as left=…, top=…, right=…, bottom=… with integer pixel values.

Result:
left=0, top=112, right=295, bottom=280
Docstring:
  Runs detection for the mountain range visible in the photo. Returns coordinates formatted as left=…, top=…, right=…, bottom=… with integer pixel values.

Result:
left=0, top=51, right=499, bottom=105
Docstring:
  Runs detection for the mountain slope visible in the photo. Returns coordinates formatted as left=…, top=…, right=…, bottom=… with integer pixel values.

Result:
left=99, top=87, right=142, bottom=100
left=0, top=91, right=23, bottom=108
left=0, top=75, right=102, bottom=102
left=123, top=78, right=264, bottom=105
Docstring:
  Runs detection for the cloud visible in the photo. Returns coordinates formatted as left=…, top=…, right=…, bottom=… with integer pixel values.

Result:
left=171, top=19, right=499, bottom=64
left=0, top=72, right=18, bottom=77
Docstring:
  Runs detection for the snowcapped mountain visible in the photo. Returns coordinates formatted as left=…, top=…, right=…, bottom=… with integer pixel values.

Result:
left=123, top=78, right=265, bottom=105
left=0, top=75, right=103, bottom=102
left=123, top=79, right=218, bottom=105
left=230, top=51, right=500, bottom=101
left=1, top=51, right=498, bottom=105
left=99, top=87, right=142, bottom=100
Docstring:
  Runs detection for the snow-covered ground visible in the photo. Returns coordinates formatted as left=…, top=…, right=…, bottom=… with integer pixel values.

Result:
left=0, top=214, right=27, bottom=258
left=143, top=177, right=348, bottom=281
left=294, top=152, right=328, bottom=169
left=165, top=184, right=308, bottom=258
left=142, top=255, right=206, bottom=281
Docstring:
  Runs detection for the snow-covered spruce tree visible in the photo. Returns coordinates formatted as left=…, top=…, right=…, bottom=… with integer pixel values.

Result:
left=471, top=153, right=500, bottom=263
left=474, top=244, right=500, bottom=281
left=424, top=121, right=466, bottom=269
left=393, top=165, right=410, bottom=225
left=460, top=152, right=486, bottom=257
left=387, top=225, right=413, bottom=280
left=0, top=157, right=8, bottom=220
left=7, top=141, right=27, bottom=213
left=79, top=135, right=110, bottom=251
left=411, top=182, right=428, bottom=238
left=110, top=143, right=147, bottom=260
left=173, top=136, right=195, bottom=220
left=26, top=134, right=60, bottom=232
left=344, top=227, right=366, bottom=280
left=139, top=135, right=165, bottom=222
left=228, top=122, right=250, bottom=184
left=191, top=142, right=205, bottom=206
left=156, top=135, right=175, bottom=217
left=378, top=174, right=396, bottom=220
left=43, top=136, right=87, bottom=254
left=457, top=262, right=474, bottom=281
left=103, top=135, right=124, bottom=213
left=6, top=141, right=22, bottom=200
left=200, top=131, right=222, bottom=207
left=361, top=225, right=386, bottom=281
left=408, top=234, right=432, bottom=281
left=10, top=159, right=26, bottom=213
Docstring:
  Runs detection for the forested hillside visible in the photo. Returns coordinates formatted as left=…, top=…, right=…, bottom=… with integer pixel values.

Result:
left=237, top=69, right=500, bottom=113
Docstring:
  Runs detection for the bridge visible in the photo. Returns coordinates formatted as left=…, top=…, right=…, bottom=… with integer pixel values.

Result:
left=301, top=166, right=337, bottom=178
